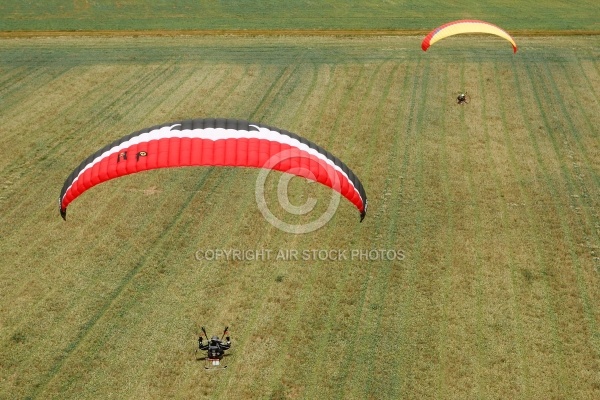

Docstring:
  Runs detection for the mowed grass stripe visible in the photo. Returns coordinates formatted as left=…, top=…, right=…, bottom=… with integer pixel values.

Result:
left=0, top=63, right=139, bottom=158
left=542, top=60, right=600, bottom=188
left=287, top=64, right=376, bottom=399
left=0, top=64, right=96, bottom=130
left=215, top=64, right=339, bottom=400
left=332, top=61, right=405, bottom=398
left=0, top=64, right=183, bottom=323
left=0, top=65, right=50, bottom=111
left=32, top=168, right=222, bottom=399
left=565, top=58, right=600, bottom=272
left=0, top=65, right=29, bottom=90
left=48, top=61, right=180, bottom=149
left=527, top=58, right=600, bottom=338
left=173, top=64, right=262, bottom=121
left=491, top=61, right=536, bottom=399
left=426, top=59, right=476, bottom=398
left=499, top=60, right=570, bottom=398
left=177, top=62, right=323, bottom=399
left=229, top=64, right=334, bottom=394
left=436, top=61, right=480, bottom=397
left=0, top=65, right=73, bottom=169
left=361, top=60, right=420, bottom=399
left=476, top=61, right=529, bottom=397
left=460, top=61, right=488, bottom=398
left=392, top=57, right=433, bottom=398
left=0, top=65, right=130, bottom=148
left=222, top=64, right=371, bottom=399
left=366, top=55, right=429, bottom=397
left=228, top=64, right=358, bottom=398
left=246, top=62, right=299, bottom=124
left=570, top=57, right=600, bottom=213
left=0, top=62, right=159, bottom=174
left=185, top=62, right=312, bottom=399
left=427, top=59, right=479, bottom=398
left=253, top=63, right=348, bottom=396
left=0, top=66, right=73, bottom=121
left=366, top=57, right=435, bottom=397
left=370, top=57, right=425, bottom=399
left=253, top=53, right=310, bottom=123
left=493, top=57, right=599, bottom=397
left=56, top=64, right=286, bottom=398
left=299, top=61, right=392, bottom=399
left=521, top=60, right=600, bottom=392
left=139, top=63, right=250, bottom=126
left=462, top=61, right=509, bottom=398
left=27, top=61, right=271, bottom=398
left=227, top=63, right=363, bottom=398
left=592, top=58, right=600, bottom=93
left=14, top=69, right=223, bottom=396
left=545, top=60, right=600, bottom=235
left=346, top=61, right=423, bottom=398
left=563, top=58, right=600, bottom=140
left=515, top=57, right=583, bottom=397
left=0, top=61, right=173, bottom=212
left=189, top=64, right=331, bottom=399
left=0, top=63, right=200, bottom=305
left=3, top=63, right=244, bottom=398
left=434, top=61, right=463, bottom=398
left=303, top=68, right=383, bottom=398
left=517, top=58, right=575, bottom=397
left=542, top=59, right=600, bottom=329
left=421, top=60, right=467, bottom=399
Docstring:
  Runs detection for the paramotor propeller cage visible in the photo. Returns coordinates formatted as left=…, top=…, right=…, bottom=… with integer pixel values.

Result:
left=197, top=326, right=231, bottom=370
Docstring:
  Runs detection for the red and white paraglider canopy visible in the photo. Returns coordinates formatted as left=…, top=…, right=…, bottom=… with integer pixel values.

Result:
left=59, top=118, right=367, bottom=221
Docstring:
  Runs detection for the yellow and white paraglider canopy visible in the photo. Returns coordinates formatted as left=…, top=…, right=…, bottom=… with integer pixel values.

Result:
left=422, top=20, right=517, bottom=53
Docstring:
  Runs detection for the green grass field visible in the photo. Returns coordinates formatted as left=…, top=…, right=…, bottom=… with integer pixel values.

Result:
left=1, top=0, right=599, bottom=32
left=2, top=3, right=600, bottom=400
